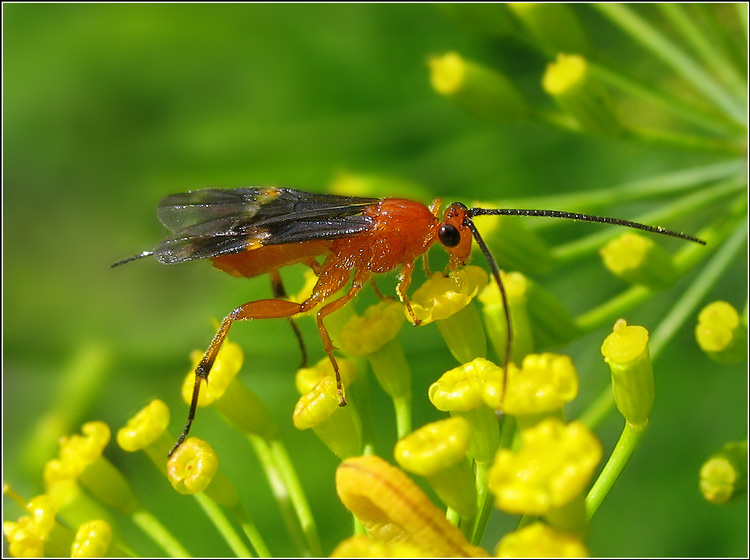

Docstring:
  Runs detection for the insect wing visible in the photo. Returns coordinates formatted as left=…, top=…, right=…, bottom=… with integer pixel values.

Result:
left=154, top=188, right=379, bottom=264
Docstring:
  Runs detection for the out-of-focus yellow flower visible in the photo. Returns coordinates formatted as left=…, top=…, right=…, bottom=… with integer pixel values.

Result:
left=58, top=421, right=110, bottom=476
left=488, top=418, right=602, bottom=515
left=2, top=494, right=57, bottom=558
left=495, top=521, right=589, bottom=557
left=336, top=456, right=488, bottom=557
left=600, top=232, right=677, bottom=289
left=293, top=376, right=361, bottom=459
left=340, top=300, right=405, bottom=356
left=601, top=320, right=654, bottom=427
left=695, top=301, right=747, bottom=365
left=330, top=535, right=432, bottom=558
left=295, top=356, right=357, bottom=395
left=543, top=54, right=621, bottom=135
left=409, top=267, right=488, bottom=325
left=699, top=440, right=747, bottom=504
left=117, top=399, right=170, bottom=452
left=485, top=354, right=578, bottom=422
left=429, top=51, right=530, bottom=122
left=181, top=340, right=243, bottom=407
left=394, top=417, right=476, bottom=518
left=167, top=437, right=219, bottom=495
left=70, top=520, right=111, bottom=558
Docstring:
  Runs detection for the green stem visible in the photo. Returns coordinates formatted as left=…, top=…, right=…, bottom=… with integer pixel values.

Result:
left=492, top=161, right=745, bottom=213
left=393, top=396, right=412, bottom=440
left=193, top=493, right=253, bottom=558
left=248, top=435, right=309, bottom=556
left=470, top=460, right=493, bottom=545
left=620, top=125, right=744, bottom=155
left=657, top=4, right=746, bottom=100
left=231, top=505, right=272, bottom=557
left=270, top=439, right=323, bottom=557
left=589, top=60, right=742, bottom=135
left=585, top=422, right=645, bottom=519
left=593, top=3, right=746, bottom=124
left=555, top=176, right=744, bottom=266
left=131, top=507, right=191, bottom=558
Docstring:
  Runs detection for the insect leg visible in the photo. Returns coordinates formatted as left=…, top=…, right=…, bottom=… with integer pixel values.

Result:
left=269, top=270, right=308, bottom=368
left=314, top=268, right=370, bottom=406
left=397, top=261, right=421, bottom=326
left=170, top=297, right=307, bottom=457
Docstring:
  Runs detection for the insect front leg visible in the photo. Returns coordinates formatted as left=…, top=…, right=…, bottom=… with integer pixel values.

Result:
left=314, top=268, right=370, bottom=406
left=170, top=297, right=305, bottom=456
left=397, top=261, right=421, bottom=326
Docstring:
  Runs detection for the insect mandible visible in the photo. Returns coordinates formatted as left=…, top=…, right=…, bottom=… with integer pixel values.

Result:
left=113, top=186, right=705, bottom=455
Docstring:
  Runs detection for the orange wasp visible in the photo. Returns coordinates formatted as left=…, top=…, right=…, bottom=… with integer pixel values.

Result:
left=114, top=186, right=705, bottom=455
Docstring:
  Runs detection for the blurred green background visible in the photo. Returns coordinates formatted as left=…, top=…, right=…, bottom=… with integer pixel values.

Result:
left=4, top=4, right=746, bottom=557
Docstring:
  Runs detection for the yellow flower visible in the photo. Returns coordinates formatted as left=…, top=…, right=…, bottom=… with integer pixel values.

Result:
left=295, top=356, right=357, bottom=395
left=339, top=300, right=405, bottom=356
left=330, top=535, right=432, bottom=558
left=167, top=437, right=219, bottom=494
left=409, top=266, right=488, bottom=324
left=336, top=456, right=487, bottom=557
left=488, top=418, right=602, bottom=515
left=485, top=354, right=578, bottom=419
left=70, top=520, right=112, bottom=558
left=117, top=399, right=170, bottom=452
left=695, top=301, right=747, bottom=365
left=495, top=522, right=589, bottom=557
left=181, top=339, right=243, bottom=407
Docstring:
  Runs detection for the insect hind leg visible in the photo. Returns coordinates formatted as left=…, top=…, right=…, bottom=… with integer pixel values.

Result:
left=169, top=297, right=305, bottom=457
left=269, top=270, right=308, bottom=368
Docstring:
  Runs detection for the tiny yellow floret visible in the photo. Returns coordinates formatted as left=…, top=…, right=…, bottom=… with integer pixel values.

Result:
left=430, top=357, right=502, bottom=412
left=495, top=521, right=589, bottom=557
left=70, top=520, right=112, bottom=558
left=409, top=266, right=488, bottom=325
left=340, top=300, right=405, bottom=356
left=488, top=418, right=602, bottom=515
left=117, top=399, right=170, bottom=452
left=394, top=417, right=472, bottom=477
left=181, top=340, right=243, bottom=406
left=167, top=437, right=219, bottom=494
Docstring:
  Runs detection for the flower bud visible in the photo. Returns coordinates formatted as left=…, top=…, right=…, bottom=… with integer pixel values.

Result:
left=495, top=521, right=589, bottom=557
left=696, top=301, right=747, bottom=365
left=394, top=417, right=476, bottom=518
left=117, top=399, right=170, bottom=452
left=543, top=54, right=621, bottom=135
left=699, top=441, right=747, bottom=504
left=601, top=320, right=654, bottom=427
left=167, top=437, right=219, bottom=495
left=430, top=51, right=530, bottom=122
left=70, top=520, right=111, bottom=558
left=600, top=232, right=677, bottom=289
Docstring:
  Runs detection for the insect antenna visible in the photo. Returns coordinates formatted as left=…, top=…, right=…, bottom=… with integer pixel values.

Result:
left=462, top=217, right=513, bottom=409
left=111, top=251, right=155, bottom=268
left=467, top=208, right=707, bottom=245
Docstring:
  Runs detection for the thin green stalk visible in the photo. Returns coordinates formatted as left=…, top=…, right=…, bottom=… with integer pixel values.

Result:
left=554, top=176, right=744, bottom=265
left=270, top=439, right=323, bottom=557
left=248, top=435, right=308, bottom=556
left=492, top=161, right=744, bottom=212
left=620, top=125, right=744, bottom=155
left=231, top=505, right=272, bottom=557
left=470, top=460, right=492, bottom=546
left=594, top=3, right=746, bottom=124
left=131, top=507, right=191, bottom=558
left=693, top=4, right=748, bottom=79
left=393, top=396, right=412, bottom=440
left=658, top=4, right=746, bottom=99
left=193, top=493, right=253, bottom=558
left=585, top=422, right=645, bottom=519
left=589, top=60, right=742, bottom=135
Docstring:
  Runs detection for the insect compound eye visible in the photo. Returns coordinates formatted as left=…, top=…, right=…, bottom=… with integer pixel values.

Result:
left=438, top=224, right=461, bottom=248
